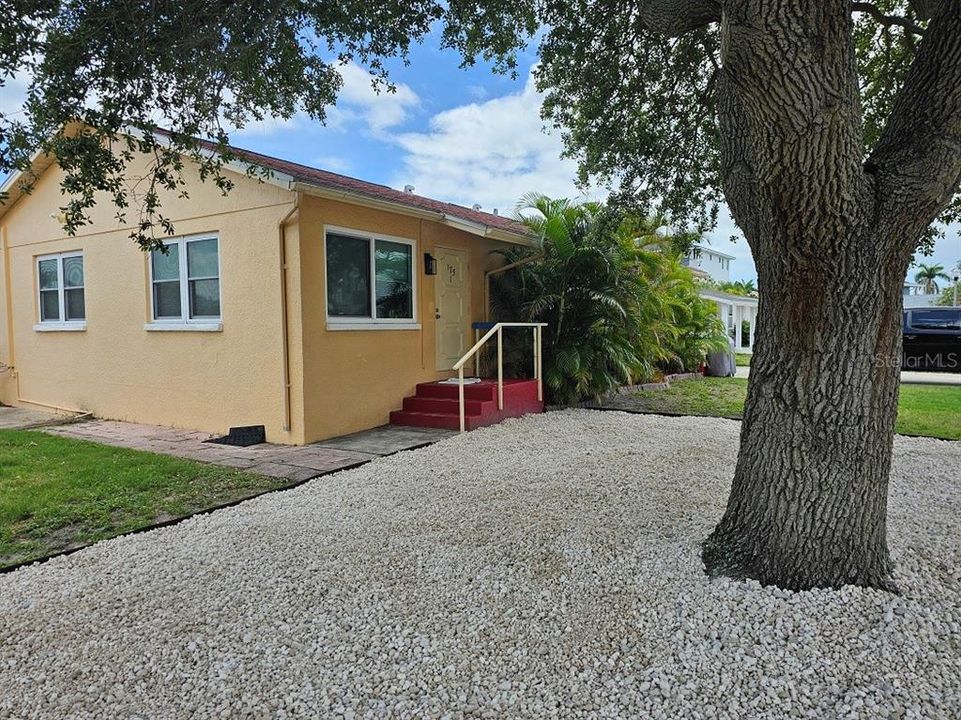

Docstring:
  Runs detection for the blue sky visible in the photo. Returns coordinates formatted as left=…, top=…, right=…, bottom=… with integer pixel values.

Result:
left=2, top=36, right=959, bottom=283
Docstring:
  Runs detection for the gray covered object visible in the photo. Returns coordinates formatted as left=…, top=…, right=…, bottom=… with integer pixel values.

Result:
left=707, top=337, right=736, bottom=377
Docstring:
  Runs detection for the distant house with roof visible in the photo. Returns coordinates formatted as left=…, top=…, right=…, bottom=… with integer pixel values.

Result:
left=0, top=136, right=544, bottom=444
left=682, top=243, right=734, bottom=283
left=682, top=243, right=757, bottom=354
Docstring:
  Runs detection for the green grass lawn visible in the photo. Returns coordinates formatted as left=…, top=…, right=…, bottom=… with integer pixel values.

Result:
left=735, top=353, right=752, bottom=367
left=896, top=385, right=961, bottom=440
left=629, top=377, right=961, bottom=440
left=0, top=430, right=288, bottom=570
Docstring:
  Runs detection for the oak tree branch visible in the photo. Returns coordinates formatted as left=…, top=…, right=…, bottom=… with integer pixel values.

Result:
left=852, top=2, right=926, bottom=35
left=635, top=0, right=721, bottom=36
left=867, top=0, right=961, bottom=244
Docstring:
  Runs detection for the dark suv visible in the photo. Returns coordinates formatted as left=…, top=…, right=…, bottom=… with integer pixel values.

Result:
left=902, top=308, right=961, bottom=372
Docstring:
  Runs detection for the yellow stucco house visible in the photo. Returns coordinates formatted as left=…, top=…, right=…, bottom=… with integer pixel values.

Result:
left=0, top=139, right=541, bottom=444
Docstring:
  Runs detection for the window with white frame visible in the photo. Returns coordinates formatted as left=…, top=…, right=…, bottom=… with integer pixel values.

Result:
left=37, top=252, right=85, bottom=324
left=325, top=229, right=415, bottom=324
left=149, top=235, right=221, bottom=322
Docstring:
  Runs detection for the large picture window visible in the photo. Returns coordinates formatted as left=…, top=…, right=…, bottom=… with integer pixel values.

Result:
left=36, top=251, right=85, bottom=327
left=325, top=229, right=415, bottom=326
left=149, top=235, right=221, bottom=323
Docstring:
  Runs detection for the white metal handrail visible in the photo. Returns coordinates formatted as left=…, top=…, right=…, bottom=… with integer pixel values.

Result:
left=451, top=322, right=547, bottom=432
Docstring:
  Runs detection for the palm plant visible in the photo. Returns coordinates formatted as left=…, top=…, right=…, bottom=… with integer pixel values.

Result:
left=647, top=253, right=729, bottom=373
left=717, top=279, right=756, bottom=296
left=490, top=193, right=727, bottom=404
left=914, top=263, right=950, bottom=294
left=491, top=194, right=644, bottom=403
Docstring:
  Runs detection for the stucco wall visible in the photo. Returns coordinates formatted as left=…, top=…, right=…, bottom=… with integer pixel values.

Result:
left=0, top=157, right=302, bottom=443
left=297, top=194, right=508, bottom=442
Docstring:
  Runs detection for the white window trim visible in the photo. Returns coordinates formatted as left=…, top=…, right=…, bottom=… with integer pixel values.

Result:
left=33, top=322, right=87, bottom=332
left=326, top=322, right=422, bottom=331
left=36, top=251, right=85, bottom=329
left=323, top=225, right=418, bottom=328
left=144, top=322, right=223, bottom=332
left=148, top=234, right=222, bottom=326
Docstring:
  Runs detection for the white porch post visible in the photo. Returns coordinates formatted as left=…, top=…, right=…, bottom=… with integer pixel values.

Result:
left=748, top=306, right=756, bottom=352
left=734, top=304, right=743, bottom=350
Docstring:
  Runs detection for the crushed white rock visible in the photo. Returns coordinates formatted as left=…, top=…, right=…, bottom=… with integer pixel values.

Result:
left=1, top=410, right=959, bottom=719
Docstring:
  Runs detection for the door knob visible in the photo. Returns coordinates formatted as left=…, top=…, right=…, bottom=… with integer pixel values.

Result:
left=435, top=311, right=441, bottom=319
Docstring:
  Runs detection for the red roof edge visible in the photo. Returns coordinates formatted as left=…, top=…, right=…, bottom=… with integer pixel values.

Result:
left=153, top=129, right=536, bottom=243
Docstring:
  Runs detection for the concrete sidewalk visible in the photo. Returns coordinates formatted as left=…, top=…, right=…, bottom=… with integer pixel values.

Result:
left=734, top=365, right=960, bottom=385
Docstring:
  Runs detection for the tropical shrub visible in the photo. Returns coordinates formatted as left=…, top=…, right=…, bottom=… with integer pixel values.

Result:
left=715, top=279, right=757, bottom=296
left=653, top=259, right=731, bottom=375
left=489, top=193, right=728, bottom=404
left=936, top=281, right=960, bottom=307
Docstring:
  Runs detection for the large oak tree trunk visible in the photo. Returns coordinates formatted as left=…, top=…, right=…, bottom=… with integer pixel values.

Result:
left=636, top=1, right=961, bottom=590
left=702, top=232, right=910, bottom=590
left=698, top=0, right=946, bottom=591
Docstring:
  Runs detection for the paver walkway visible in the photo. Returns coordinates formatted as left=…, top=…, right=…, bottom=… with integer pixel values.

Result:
left=0, top=405, right=75, bottom=430
left=45, top=420, right=454, bottom=480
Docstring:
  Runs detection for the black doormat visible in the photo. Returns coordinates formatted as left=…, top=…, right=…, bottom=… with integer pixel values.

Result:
left=206, top=425, right=266, bottom=447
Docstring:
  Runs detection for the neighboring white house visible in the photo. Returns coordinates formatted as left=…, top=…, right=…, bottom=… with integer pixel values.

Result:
left=682, top=244, right=734, bottom=283
left=902, top=282, right=942, bottom=308
left=700, top=288, right=758, bottom=354
left=683, top=243, right=758, bottom=353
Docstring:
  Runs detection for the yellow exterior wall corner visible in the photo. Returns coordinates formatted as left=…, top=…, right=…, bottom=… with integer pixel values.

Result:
left=0, top=154, right=299, bottom=442
left=0, top=152, right=522, bottom=444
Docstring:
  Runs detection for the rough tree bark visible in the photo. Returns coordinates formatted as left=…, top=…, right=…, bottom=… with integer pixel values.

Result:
left=644, top=0, right=961, bottom=590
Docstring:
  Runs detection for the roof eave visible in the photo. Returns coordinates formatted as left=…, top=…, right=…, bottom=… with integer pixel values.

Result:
left=292, top=180, right=537, bottom=247
left=692, top=242, right=736, bottom=260
left=0, top=151, right=56, bottom=221
left=484, top=226, right=539, bottom=248
left=698, top=288, right=758, bottom=305
left=1, top=142, right=537, bottom=248
left=138, top=126, right=296, bottom=191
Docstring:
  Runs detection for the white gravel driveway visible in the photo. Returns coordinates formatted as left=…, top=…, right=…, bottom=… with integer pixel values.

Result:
left=1, top=410, right=959, bottom=719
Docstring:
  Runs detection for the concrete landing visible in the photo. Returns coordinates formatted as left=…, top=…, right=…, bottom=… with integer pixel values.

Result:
left=0, top=406, right=77, bottom=430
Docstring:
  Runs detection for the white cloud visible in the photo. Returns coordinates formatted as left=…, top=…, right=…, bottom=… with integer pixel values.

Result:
left=232, top=113, right=303, bottom=137
left=326, top=62, right=419, bottom=134
left=390, top=71, right=601, bottom=215
left=231, top=61, right=419, bottom=138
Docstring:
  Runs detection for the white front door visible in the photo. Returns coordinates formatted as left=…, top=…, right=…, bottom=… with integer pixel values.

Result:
left=435, top=247, right=469, bottom=370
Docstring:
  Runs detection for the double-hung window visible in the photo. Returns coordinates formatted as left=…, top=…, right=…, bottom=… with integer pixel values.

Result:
left=325, top=228, right=416, bottom=328
left=36, top=252, right=85, bottom=329
left=149, top=235, right=221, bottom=327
